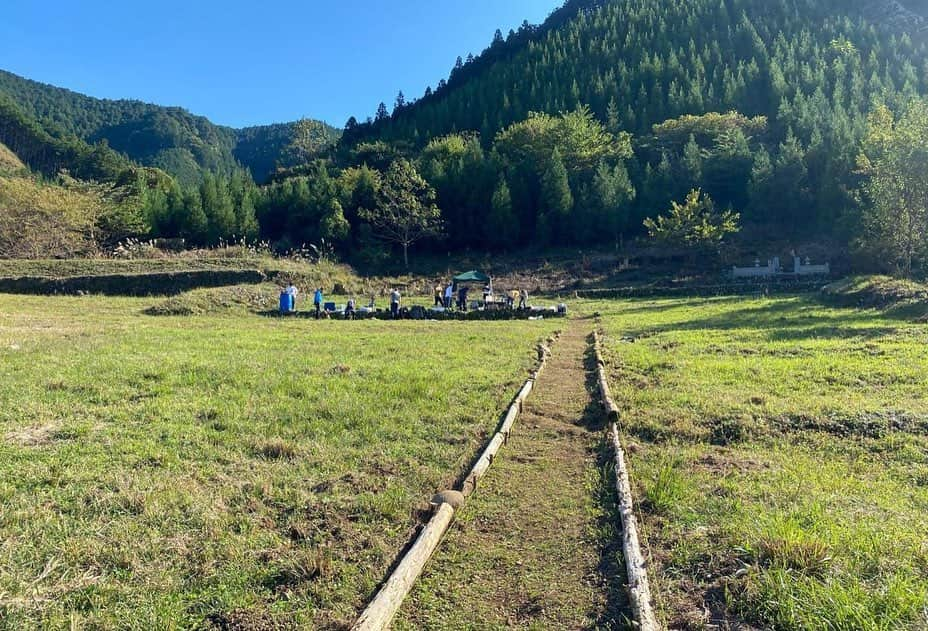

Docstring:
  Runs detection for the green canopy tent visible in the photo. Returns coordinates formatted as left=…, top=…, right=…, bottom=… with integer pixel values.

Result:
left=453, top=270, right=491, bottom=284
left=452, top=270, right=494, bottom=308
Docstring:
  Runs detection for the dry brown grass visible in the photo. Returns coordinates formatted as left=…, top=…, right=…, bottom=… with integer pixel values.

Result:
left=5, top=423, right=60, bottom=447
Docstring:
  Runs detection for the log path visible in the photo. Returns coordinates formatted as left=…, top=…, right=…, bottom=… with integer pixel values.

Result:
left=394, top=320, right=631, bottom=630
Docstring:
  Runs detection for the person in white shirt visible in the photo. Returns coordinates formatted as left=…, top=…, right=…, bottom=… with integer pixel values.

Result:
left=390, top=289, right=401, bottom=319
left=444, top=283, right=454, bottom=309
left=286, top=283, right=298, bottom=312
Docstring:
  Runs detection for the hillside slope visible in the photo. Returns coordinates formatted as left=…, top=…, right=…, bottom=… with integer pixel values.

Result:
left=0, top=93, right=136, bottom=182
left=346, top=0, right=927, bottom=148
left=0, top=141, right=24, bottom=172
left=323, top=0, right=928, bottom=258
left=865, top=0, right=928, bottom=34
left=0, top=70, right=338, bottom=183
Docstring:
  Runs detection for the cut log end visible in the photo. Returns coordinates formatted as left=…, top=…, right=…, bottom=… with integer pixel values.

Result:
left=430, top=490, right=466, bottom=510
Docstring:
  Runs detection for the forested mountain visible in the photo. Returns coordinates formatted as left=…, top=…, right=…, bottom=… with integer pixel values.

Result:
left=0, top=93, right=136, bottom=183
left=235, top=119, right=341, bottom=184
left=0, top=70, right=338, bottom=184
left=324, top=0, right=928, bottom=265
left=349, top=0, right=927, bottom=145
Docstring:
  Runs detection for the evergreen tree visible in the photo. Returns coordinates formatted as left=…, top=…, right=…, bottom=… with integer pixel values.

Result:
left=236, top=189, right=259, bottom=240
left=486, top=178, right=518, bottom=249
left=200, top=176, right=236, bottom=244
left=606, top=98, right=621, bottom=134
left=181, top=188, right=208, bottom=244
left=592, top=161, right=636, bottom=247
left=682, top=134, right=703, bottom=183
left=540, top=148, right=574, bottom=242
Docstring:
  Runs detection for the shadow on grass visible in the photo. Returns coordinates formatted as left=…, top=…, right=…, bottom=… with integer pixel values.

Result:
left=619, top=298, right=903, bottom=344
left=593, top=296, right=740, bottom=317
left=582, top=334, right=635, bottom=630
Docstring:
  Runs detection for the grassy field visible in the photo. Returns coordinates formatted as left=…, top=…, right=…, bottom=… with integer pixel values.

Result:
left=594, top=295, right=928, bottom=630
left=0, top=293, right=558, bottom=629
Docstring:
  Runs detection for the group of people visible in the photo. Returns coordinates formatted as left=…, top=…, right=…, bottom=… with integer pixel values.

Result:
left=284, top=283, right=329, bottom=319
left=281, top=283, right=404, bottom=319
left=281, top=280, right=528, bottom=319
left=433, top=282, right=528, bottom=311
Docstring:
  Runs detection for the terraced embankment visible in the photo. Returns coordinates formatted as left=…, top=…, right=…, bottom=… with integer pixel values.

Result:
left=394, top=322, right=631, bottom=630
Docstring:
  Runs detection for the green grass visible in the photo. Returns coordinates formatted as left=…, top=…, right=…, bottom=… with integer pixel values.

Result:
left=0, top=293, right=558, bottom=629
left=590, top=295, right=928, bottom=630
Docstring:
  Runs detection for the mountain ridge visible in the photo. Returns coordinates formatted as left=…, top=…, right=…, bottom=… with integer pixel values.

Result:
left=0, top=69, right=339, bottom=184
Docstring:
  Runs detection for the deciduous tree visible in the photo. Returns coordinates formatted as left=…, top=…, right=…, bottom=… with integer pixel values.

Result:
left=361, top=159, right=443, bottom=267
left=644, top=189, right=740, bottom=256
left=858, top=100, right=928, bottom=276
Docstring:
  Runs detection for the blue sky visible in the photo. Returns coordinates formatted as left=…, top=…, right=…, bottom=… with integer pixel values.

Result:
left=0, top=0, right=561, bottom=129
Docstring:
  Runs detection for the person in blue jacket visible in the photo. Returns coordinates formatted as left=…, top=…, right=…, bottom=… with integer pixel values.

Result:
left=313, top=287, right=323, bottom=319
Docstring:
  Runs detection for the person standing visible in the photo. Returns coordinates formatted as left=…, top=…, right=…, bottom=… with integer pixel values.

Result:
left=313, top=287, right=324, bottom=319
left=390, top=288, right=401, bottom=319
left=519, top=288, right=528, bottom=310
left=345, top=297, right=356, bottom=320
left=444, top=282, right=454, bottom=309
left=434, top=283, right=443, bottom=307
left=286, top=282, right=299, bottom=312
left=458, top=285, right=469, bottom=311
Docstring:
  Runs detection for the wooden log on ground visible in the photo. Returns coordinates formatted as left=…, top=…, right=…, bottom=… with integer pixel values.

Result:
left=610, top=423, right=660, bottom=631
left=461, top=432, right=505, bottom=498
left=500, top=399, right=522, bottom=439
left=592, top=329, right=661, bottom=630
left=593, top=332, right=621, bottom=423
left=352, top=502, right=456, bottom=631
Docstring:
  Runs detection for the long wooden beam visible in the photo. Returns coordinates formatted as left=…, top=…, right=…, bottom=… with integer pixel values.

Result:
left=593, top=331, right=661, bottom=631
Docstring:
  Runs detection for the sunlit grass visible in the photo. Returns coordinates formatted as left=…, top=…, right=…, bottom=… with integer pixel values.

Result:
left=0, top=293, right=557, bottom=629
left=592, top=295, right=928, bottom=630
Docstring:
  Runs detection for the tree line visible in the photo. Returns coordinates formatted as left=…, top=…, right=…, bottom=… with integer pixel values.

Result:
left=6, top=0, right=928, bottom=274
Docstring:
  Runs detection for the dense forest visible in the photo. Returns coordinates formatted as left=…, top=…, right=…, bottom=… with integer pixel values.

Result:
left=4, top=0, right=928, bottom=273
left=341, top=0, right=928, bottom=247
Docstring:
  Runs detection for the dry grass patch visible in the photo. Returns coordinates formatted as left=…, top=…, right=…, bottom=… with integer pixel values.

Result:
left=6, top=423, right=60, bottom=447
left=254, top=438, right=298, bottom=461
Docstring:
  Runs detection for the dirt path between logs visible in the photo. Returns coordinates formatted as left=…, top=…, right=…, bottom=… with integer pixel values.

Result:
left=394, top=320, right=631, bottom=630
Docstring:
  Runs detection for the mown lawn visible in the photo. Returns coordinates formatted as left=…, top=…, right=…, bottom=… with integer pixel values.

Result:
left=594, top=295, right=928, bottom=630
left=0, top=294, right=557, bottom=629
